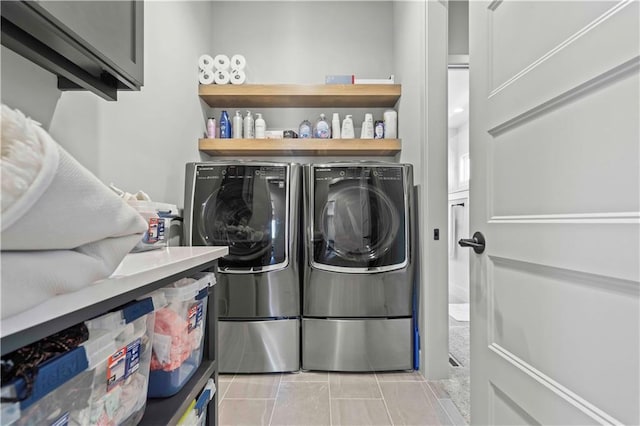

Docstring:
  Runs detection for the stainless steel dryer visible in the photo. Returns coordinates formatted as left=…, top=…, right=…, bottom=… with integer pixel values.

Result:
left=185, top=161, right=300, bottom=373
left=302, top=162, right=415, bottom=371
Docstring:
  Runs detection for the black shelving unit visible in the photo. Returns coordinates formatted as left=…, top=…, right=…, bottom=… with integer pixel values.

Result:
left=0, top=248, right=225, bottom=426
left=141, top=283, right=219, bottom=426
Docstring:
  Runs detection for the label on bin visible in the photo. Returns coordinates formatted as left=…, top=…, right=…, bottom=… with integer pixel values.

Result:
left=188, top=300, right=204, bottom=333
left=106, top=338, right=141, bottom=391
left=146, top=217, right=165, bottom=243
left=50, top=411, right=69, bottom=426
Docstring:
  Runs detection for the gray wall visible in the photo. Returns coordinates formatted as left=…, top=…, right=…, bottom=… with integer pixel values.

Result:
left=210, top=1, right=393, bottom=85
left=394, top=1, right=425, bottom=179
left=207, top=1, right=396, bottom=163
left=1, top=1, right=212, bottom=207
left=394, top=0, right=449, bottom=380
left=449, top=0, right=469, bottom=56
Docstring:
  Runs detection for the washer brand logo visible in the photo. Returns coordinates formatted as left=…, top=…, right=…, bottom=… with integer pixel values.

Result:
left=316, top=169, right=331, bottom=172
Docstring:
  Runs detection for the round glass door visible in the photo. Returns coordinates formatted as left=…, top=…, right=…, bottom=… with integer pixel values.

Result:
left=320, top=182, right=399, bottom=263
left=199, top=179, right=273, bottom=262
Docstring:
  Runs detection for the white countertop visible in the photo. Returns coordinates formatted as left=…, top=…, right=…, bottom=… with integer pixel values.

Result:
left=1, top=246, right=228, bottom=339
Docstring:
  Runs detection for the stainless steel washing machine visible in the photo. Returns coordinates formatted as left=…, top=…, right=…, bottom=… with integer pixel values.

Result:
left=302, top=162, right=415, bottom=371
left=185, top=161, right=300, bottom=373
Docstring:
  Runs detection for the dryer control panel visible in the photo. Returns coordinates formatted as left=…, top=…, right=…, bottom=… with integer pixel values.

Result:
left=314, top=166, right=403, bottom=182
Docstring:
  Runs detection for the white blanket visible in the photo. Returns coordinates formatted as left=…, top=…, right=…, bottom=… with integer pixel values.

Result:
left=1, top=106, right=146, bottom=249
left=1, top=105, right=147, bottom=318
left=1, top=235, right=143, bottom=318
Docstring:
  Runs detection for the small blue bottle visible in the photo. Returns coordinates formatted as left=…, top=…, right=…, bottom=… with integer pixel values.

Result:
left=219, top=110, right=231, bottom=138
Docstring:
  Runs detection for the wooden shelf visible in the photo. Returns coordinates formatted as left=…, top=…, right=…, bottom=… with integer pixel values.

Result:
left=198, top=84, right=401, bottom=108
left=198, top=138, right=401, bottom=156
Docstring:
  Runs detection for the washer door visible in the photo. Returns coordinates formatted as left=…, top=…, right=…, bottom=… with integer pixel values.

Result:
left=321, top=182, right=399, bottom=262
left=311, top=166, right=408, bottom=272
left=200, top=179, right=273, bottom=262
left=194, top=164, right=288, bottom=271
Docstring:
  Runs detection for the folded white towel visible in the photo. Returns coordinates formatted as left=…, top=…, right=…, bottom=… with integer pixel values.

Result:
left=1, top=234, right=143, bottom=318
left=1, top=106, right=59, bottom=231
left=0, top=104, right=148, bottom=318
left=1, top=105, right=146, bottom=250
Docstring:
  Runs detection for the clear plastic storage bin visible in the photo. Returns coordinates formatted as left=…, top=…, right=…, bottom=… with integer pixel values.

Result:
left=81, top=296, right=159, bottom=425
left=147, top=273, right=214, bottom=398
left=0, top=297, right=159, bottom=426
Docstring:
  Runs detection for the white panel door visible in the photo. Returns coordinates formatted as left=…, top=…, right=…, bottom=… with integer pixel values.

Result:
left=468, top=1, right=639, bottom=424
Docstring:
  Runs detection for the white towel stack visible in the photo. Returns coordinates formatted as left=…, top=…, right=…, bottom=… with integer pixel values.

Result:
left=0, top=105, right=147, bottom=319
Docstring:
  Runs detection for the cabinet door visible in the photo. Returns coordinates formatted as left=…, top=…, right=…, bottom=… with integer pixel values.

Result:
left=35, top=0, right=143, bottom=88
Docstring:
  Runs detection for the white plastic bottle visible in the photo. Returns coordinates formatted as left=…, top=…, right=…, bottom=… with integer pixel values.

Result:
left=206, top=117, right=216, bottom=139
left=243, top=110, right=254, bottom=139
left=383, top=109, right=397, bottom=138
left=255, top=113, right=266, bottom=139
left=232, top=111, right=243, bottom=138
left=332, top=113, right=341, bottom=139
left=360, top=113, right=374, bottom=139
left=341, top=115, right=355, bottom=139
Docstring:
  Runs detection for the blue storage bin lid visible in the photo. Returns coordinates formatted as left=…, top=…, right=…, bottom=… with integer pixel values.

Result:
left=6, top=346, right=89, bottom=410
left=122, top=297, right=154, bottom=323
left=195, top=288, right=209, bottom=301
left=194, top=388, right=210, bottom=414
left=194, top=379, right=215, bottom=415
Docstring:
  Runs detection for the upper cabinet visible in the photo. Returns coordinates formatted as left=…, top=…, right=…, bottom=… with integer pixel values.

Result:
left=0, top=0, right=143, bottom=101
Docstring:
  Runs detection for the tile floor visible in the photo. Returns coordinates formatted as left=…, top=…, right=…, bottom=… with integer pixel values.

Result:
left=218, top=371, right=467, bottom=426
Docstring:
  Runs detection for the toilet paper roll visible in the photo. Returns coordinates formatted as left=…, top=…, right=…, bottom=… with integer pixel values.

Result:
left=230, top=54, right=246, bottom=70
left=213, top=54, right=230, bottom=70
left=230, top=68, right=246, bottom=85
left=199, top=69, right=214, bottom=85
left=214, top=69, right=230, bottom=85
left=198, top=54, right=214, bottom=71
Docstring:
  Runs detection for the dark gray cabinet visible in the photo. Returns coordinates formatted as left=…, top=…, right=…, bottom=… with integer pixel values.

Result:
left=0, top=0, right=143, bottom=101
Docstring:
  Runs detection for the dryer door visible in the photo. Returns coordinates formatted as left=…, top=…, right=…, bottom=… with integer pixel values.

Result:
left=193, top=164, right=289, bottom=272
left=311, top=165, right=408, bottom=272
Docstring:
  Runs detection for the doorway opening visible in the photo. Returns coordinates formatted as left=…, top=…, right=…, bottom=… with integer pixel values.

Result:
left=444, top=65, right=470, bottom=423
